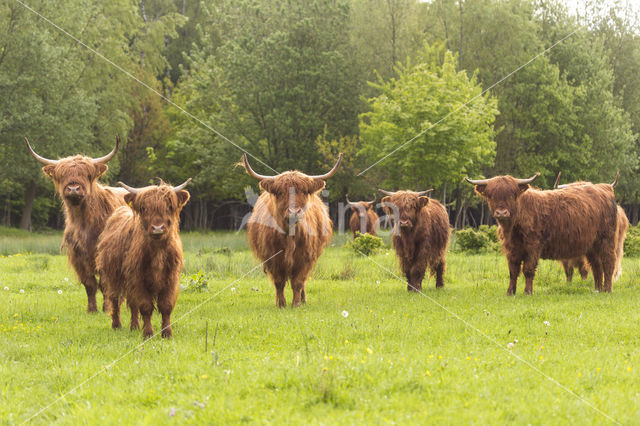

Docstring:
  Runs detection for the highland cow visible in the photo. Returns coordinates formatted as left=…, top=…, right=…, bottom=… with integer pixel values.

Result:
left=25, top=136, right=125, bottom=312
left=466, top=174, right=619, bottom=294
left=241, top=153, right=341, bottom=307
left=347, top=195, right=379, bottom=238
left=554, top=172, right=628, bottom=283
left=379, top=189, right=450, bottom=291
left=96, top=180, right=191, bottom=338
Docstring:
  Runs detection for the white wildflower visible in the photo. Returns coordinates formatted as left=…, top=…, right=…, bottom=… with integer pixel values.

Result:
left=342, top=310, right=349, bottom=318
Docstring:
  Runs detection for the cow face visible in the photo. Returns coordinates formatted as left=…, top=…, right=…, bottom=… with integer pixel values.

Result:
left=43, top=157, right=108, bottom=206
left=381, top=192, right=429, bottom=230
left=260, top=172, right=325, bottom=225
left=350, top=202, right=374, bottom=219
left=472, top=176, right=532, bottom=224
left=125, top=187, right=190, bottom=240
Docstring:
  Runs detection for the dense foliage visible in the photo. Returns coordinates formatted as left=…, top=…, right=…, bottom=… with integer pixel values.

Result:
left=2, top=0, right=640, bottom=230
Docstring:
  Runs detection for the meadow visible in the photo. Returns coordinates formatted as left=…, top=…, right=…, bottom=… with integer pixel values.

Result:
left=2, top=230, right=640, bottom=425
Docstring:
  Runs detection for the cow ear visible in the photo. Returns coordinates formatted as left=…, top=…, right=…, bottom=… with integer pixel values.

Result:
left=176, top=190, right=190, bottom=207
left=418, top=196, right=430, bottom=208
left=518, top=184, right=530, bottom=194
left=474, top=184, right=487, bottom=195
left=124, top=193, right=136, bottom=206
left=42, top=165, right=56, bottom=178
left=381, top=196, right=391, bottom=214
left=95, top=163, right=108, bottom=177
left=259, top=180, right=275, bottom=194
left=367, top=202, right=374, bottom=210
left=309, top=180, right=325, bottom=194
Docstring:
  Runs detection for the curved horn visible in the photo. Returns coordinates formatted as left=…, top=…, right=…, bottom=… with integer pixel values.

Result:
left=611, top=171, right=619, bottom=188
left=117, top=181, right=141, bottom=194
left=24, top=137, right=59, bottom=166
left=416, top=189, right=434, bottom=196
left=515, top=173, right=540, bottom=185
left=242, top=153, right=273, bottom=180
left=172, top=178, right=192, bottom=192
left=367, top=195, right=377, bottom=204
left=465, top=177, right=489, bottom=185
left=554, top=171, right=562, bottom=189
left=309, top=153, right=343, bottom=180
left=92, top=134, right=120, bottom=164
left=378, top=189, right=396, bottom=196
left=345, top=194, right=354, bottom=205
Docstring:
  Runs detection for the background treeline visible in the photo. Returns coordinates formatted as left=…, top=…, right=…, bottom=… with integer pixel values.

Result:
left=2, top=0, right=640, bottom=231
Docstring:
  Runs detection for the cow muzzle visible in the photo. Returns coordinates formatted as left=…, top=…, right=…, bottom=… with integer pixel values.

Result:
left=64, top=184, right=85, bottom=204
left=288, top=207, right=304, bottom=222
left=150, top=224, right=166, bottom=238
left=493, top=209, right=511, bottom=219
left=398, top=219, right=412, bottom=228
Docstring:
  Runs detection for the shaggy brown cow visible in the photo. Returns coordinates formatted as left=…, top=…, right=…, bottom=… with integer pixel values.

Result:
left=466, top=174, right=619, bottom=294
left=96, top=180, right=191, bottom=338
left=347, top=195, right=379, bottom=238
left=379, top=189, right=450, bottom=291
left=241, top=153, right=341, bottom=307
left=26, top=137, right=125, bottom=312
left=554, top=173, right=628, bottom=283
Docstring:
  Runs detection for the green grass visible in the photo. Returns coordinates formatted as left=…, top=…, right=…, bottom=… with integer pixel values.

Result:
left=2, top=231, right=640, bottom=424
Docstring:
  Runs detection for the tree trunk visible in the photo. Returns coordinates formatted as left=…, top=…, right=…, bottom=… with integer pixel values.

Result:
left=632, top=203, right=639, bottom=226
left=19, top=180, right=36, bottom=231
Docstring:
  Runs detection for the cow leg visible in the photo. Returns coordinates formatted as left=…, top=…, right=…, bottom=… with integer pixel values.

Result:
left=274, top=280, right=286, bottom=308
left=588, top=256, right=603, bottom=292
left=157, top=298, right=174, bottom=339
left=434, top=261, right=445, bottom=288
left=82, top=274, right=99, bottom=313
left=109, top=293, right=121, bottom=329
left=409, top=265, right=426, bottom=292
left=139, top=301, right=154, bottom=339
left=522, top=257, right=538, bottom=295
left=291, top=281, right=304, bottom=307
left=507, top=258, right=521, bottom=296
left=129, top=300, right=140, bottom=330
left=602, top=254, right=616, bottom=293
left=578, top=261, right=589, bottom=280
left=562, top=261, right=573, bottom=283
left=300, top=286, right=306, bottom=304
left=98, top=277, right=112, bottom=313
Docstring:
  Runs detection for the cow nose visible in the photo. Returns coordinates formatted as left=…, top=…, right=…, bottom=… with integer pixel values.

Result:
left=399, top=219, right=410, bottom=227
left=494, top=209, right=510, bottom=218
left=288, top=207, right=303, bottom=216
left=151, top=224, right=165, bottom=234
left=67, top=185, right=80, bottom=194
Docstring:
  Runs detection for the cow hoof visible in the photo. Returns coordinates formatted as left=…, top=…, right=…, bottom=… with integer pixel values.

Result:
left=87, top=306, right=98, bottom=313
left=161, top=330, right=172, bottom=339
left=130, top=323, right=140, bottom=331
left=142, top=330, right=153, bottom=339
left=111, top=322, right=122, bottom=329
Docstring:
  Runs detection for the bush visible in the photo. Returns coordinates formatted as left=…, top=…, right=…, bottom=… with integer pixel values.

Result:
left=624, top=225, right=640, bottom=257
left=348, top=232, right=384, bottom=256
left=454, top=226, right=500, bottom=254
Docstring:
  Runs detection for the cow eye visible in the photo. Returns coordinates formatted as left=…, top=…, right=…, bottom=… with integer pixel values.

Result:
left=168, top=205, right=173, bottom=213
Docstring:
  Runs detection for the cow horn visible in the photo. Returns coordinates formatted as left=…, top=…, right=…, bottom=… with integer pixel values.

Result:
left=367, top=195, right=377, bottom=204
left=92, top=134, right=120, bottom=164
left=515, top=173, right=540, bottom=185
left=464, top=177, right=489, bottom=185
left=378, top=189, right=396, bottom=196
left=242, top=153, right=273, bottom=180
left=557, top=184, right=569, bottom=189
left=554, top=171, right=562, bottom=189
left=416, top=189, right=434, bottom=196
left=117, top=181, right=141, bottom=194
left=173, top=178, right=192, bottom=192
left=611, top=171, right=619, bottom=188
left=24, top=137, right=60, bottom=166
left=346, top=194, right=354, bottom=205
left=309, top=153, right=343, bottom=180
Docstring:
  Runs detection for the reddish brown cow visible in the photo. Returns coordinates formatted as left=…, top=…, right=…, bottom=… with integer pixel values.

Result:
left=96, top=180, right=191, bottom=338
left=26, top=137, right=126, bottom=312
left=466, top=174, right=619, bottom=294
left=380, top=189, right=450, bottom=291
left=241, top=153, right=341, bottom=307
left=554, top=173, right=628, bottom=283
left=347, top=195, right=379, bottom=238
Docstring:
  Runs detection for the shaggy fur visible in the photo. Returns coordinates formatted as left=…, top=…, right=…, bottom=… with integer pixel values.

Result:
left=96, top=185, right=190, bottom=338
left=471, top=175, right=619, bottom=294
left=246, top=171, right=332, bottom=307
left=40, top=155, right=126, bottom=312
left=381, top=191, right=450, bottom=291
left=348, top=201, right=379, bottom=238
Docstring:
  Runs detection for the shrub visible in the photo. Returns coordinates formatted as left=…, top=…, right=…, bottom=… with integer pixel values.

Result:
left=454, top=226, right=500, bottom=254
left=349, top=232, right=384, bottom=256
left=624, top=225, right=640, bottom=258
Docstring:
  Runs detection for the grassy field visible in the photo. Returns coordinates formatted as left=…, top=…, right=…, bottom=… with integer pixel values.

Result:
left=2, top=231, right=640, bottom=424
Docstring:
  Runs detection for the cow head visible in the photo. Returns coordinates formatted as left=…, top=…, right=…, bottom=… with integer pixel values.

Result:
left=241, top=153, right=342, bottom=231
left=346, top=195, right=376, bottom=219
left=379, top=189, right=433, bottom=230
left=25, top=136, right=119, bottom=206
left=465, top=174, right=539, bottom=224
left=119, top=179, right=191, bottom=240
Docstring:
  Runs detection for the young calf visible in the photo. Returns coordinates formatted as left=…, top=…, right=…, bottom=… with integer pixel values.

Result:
left=347, top=196, right=379, bottom=238
left=380, top=189, right=450, bottom=291
left=97, top=180, right=191, bottom=338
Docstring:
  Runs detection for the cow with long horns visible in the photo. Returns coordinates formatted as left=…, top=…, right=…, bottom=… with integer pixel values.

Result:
left=347, top=195, right=379, bottom=238
left=553, top=172, right=628, bottom=284
left=25, top=136, right=126, bottom=312
left=96, top=179, right=191, bottom=338
left=379, top=189, right=450, bottom=291
left=241, top=153, right=341, bottom=307
left=466, top=173, right=619, bottom=294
